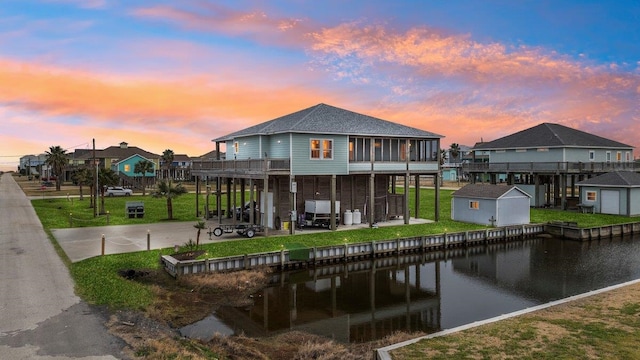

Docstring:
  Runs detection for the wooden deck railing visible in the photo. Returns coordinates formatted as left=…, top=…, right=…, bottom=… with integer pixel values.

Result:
left=192, top=158, right=290, bottom=173
left=463, top=161, right=639, bottom=173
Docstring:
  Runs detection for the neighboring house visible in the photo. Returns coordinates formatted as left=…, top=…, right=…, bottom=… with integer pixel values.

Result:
left=442, top=144, right=471, bottom=181
left=451, top=184, right=531, bottom=227
left=463, top=123, right=637, bottom=209
left=160, top=154, right=192, bottom=180
left=19, top=154, right=49, bottom=177
left=192, top=103, right=444, bottom=231
left=73, top=142, right=161, bottom=189
left=113, top=154, right=156, bottom=177
left=576, top=171, right=640, bottom=216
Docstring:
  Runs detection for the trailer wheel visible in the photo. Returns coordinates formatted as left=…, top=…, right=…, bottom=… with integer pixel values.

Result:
left=246, top=228, right=256, bottom=238
left=213, top=227, right=223, bottom=237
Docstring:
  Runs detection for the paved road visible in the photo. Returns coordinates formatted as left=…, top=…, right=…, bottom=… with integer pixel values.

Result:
left=0, top=173, right=126, bottom=359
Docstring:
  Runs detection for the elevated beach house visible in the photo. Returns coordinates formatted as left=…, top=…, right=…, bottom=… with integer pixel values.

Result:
left=463, top=123, right=636, bottom=209
left=192, top=103, right=444, bottom=233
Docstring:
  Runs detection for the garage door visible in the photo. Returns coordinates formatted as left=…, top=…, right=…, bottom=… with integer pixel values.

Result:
left=601, top=190, right=620, bottom=215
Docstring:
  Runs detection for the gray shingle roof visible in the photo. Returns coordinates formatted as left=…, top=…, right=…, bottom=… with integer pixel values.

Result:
left=75, top=146, right=160, bottom=160
left=452, top=184, right=530, bottom=199
left=576, top=171, right=640, bottom=187
left=473, top=123, right=632, bottom=150
left=214, top=103, right=443, bottom=141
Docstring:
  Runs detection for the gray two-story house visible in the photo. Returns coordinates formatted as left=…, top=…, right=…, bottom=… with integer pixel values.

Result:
left=192, top=103, right=444, bottom=232
left=463, top=123, right=636, bottom=209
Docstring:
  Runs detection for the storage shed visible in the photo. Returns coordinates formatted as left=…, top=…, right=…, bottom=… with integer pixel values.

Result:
left=452, top=184, right=531, bottom=226
left=576, top=171, right=640, bottom=216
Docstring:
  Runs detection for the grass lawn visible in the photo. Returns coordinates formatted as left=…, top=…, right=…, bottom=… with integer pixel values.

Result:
left=28, top=179, right=638, bottom=311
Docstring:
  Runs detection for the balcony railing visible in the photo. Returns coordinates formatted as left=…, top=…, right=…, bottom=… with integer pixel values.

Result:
left=462, top=161, right=640, bottom=173
left=192, top=158, right=290, bottom=173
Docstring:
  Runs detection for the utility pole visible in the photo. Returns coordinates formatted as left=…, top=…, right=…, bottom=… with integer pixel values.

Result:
left=93, top=138, right=97, bottom=218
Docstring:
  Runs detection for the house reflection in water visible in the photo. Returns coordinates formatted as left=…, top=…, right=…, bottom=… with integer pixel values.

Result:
left=198, top=236, right=640, bottom=343
left=217, top=256, right=442, bottom=343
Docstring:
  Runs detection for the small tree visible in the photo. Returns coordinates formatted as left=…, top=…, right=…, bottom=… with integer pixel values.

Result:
left=152, top=179, right=187, bottom=220
left=45, top=145, right=68, bottom=191
left=194, top=221, right=206, bottom=248
left=161, top=149, right=174, bottom=180
left=98, top=168, right=120, bottom=214
left=449, top=143, right=461, bottom=163
left=134, top=159, right=154, bottom=196
left=71, top=166, right=92, bottom=200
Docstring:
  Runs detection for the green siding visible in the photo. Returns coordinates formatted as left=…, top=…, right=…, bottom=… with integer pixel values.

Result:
left=291, top=133, right=349, bottom=175
left=267, top=133, right=290, bottom=158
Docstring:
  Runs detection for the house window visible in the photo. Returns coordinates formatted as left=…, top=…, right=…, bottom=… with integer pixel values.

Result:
left=589, top=150, right=595, bottom=161
left=586, top=191, right=597, bottom=201
left=124, top=164, right=130, bottom=172
left=606, top=151, right=611, bottom=162
left=349, top=139, right=355, bottom=161
left=616, top=152, right=622, bottom=161
left=537, top=148, right=549, bottom=152
left=626, top=152, right=631, bottom=162
left=322, top=139, right=333, bottom=159
left=469, top=201, right=480, bottom=210
left=234, top=142, right=239, bottom=154
left=311, top=139, right=332, bottom=160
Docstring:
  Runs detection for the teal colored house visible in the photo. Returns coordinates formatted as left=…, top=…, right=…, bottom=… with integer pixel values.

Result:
left=192, top=103, right=444, bottom=231
left=112, top=154, right=156, bottom=177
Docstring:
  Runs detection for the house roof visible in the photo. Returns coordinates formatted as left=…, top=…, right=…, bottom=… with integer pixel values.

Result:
left=473, top=123, right=633, bottom=150
left=576, top=171, right=640, bottom=187
left=452, top=184, right=531, bottom=199
left=75, top=145, right=160, bottom=160
left=214, top=103, right=444, bottom=142
left=196, top=150, right=225, bottom=160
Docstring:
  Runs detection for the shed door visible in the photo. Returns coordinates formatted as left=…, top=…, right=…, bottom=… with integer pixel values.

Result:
left=601, top=190, right=619, bottom=215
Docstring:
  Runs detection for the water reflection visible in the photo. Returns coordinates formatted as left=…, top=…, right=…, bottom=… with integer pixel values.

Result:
left=193, top=235, right=640, bottom=342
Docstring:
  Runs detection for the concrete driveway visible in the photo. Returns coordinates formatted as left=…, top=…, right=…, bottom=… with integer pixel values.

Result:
left=0, top=173, right=125, bottom=359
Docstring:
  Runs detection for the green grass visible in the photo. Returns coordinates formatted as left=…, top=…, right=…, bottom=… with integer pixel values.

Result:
left=33, top=187, right=637, bottom=308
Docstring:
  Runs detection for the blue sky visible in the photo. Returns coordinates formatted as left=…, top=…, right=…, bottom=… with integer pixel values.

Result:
left=0, top=0, right=638, bottom=170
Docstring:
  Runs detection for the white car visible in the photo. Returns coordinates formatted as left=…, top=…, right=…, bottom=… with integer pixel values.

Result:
left=105, top=186, right=133, bottom=197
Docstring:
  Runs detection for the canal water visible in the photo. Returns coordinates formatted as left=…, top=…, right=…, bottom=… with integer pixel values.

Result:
left=181, top=234, right=640, bottom=342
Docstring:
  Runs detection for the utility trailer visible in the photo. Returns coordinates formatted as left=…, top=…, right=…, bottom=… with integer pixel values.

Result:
left=209, top=224, right=264, bottom=238
left=302, top=200, right=340, bottom=228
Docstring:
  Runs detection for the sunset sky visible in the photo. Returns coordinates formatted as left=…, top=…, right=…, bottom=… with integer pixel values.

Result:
left=1, top=0, right=639, bottom=171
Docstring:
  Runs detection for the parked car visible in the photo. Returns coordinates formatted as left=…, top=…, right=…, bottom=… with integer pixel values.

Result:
left=234, top=201, right=258, bottom=223
left=105, top=186, right=133, bottom=196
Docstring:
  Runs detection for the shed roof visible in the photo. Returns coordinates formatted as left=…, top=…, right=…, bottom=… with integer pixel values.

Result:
left=452, top=184, right=531, bottom=199
left=473, top=123, right=632, bottom=150
left=214, top=103, right=443, bottom=142
left=576, top=171, right=640, bottom=187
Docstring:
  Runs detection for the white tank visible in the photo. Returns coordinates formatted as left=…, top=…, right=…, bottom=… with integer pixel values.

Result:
left=343, top=210, right=353, bottom=225
left=352, top=209, right=361, bottom=224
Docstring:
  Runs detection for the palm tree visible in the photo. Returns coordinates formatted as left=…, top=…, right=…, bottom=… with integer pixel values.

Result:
left=98, top=168, right=120, bottom=214
left=439, top=149, right=448, bottom=165
left=193, top=221, right=206, bottom=248
left=449, top=143, right=461, bottom=163
left=45, top=145, right=68, bottom=191
left=161, top=149, right=174, bottom=180
left=134, top=159, right=154, bottom=196
left=71, top=167, right=92, bottom=200
left=152, top=179, right=187, bottom=220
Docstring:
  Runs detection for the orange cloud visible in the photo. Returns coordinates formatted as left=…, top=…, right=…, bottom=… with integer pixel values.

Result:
left=131, top=3, right=314, bottom=48
left=0, top=57, right=343, bottom=128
